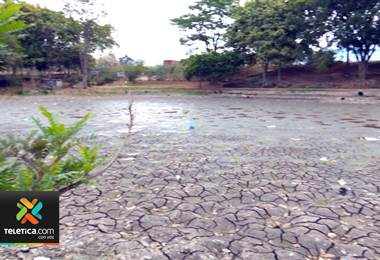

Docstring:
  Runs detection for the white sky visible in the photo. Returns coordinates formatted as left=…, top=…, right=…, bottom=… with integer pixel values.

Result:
left=25, top=0, right=197, bottom=66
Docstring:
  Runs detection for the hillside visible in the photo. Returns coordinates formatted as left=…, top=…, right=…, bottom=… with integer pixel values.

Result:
left=226, top=61, right=380, bottom=89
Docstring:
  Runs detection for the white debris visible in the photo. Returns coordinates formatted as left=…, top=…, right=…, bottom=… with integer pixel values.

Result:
left=364, top=137, right=380, bottom=142
left=320, top=157, right=329, bottom=162
left=34, top=257, right=51, bottom=260
left=266, top=125, right=277, bottom=129
left=338, top=179, right=347, bottom=186
left=291, top=138, right=302, bottom=141
left=175, top=175, right=181, bottom=180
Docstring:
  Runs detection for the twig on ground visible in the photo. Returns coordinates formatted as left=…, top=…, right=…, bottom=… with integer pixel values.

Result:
left=59, top=91, right=135, bottom=194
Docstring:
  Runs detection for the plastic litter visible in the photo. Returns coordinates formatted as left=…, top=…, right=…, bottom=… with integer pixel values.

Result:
left=338, top=179, right=347, bottom=186
left=364, top=137, right=380, bottom=142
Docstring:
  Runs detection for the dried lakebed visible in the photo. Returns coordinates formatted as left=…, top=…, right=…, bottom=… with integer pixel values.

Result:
left=0, top=95, right=379, bottom=259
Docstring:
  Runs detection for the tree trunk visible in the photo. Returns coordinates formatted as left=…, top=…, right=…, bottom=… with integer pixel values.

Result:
left=80, top=52, right=89, bottom=88
left=80, top=22, right=91, bottom=88
left=358, top=60, right=368, bottom=81
left=277, top=67, right=282, bottom=83
left=262, top=63, right=268, bottom=85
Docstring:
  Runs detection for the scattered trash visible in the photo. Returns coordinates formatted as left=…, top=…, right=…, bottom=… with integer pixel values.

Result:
left=266, top=125, right=277, bottom=129
left=363, top=137, right=380, bottom=142
left=338, top=179, right=347, bottom=186
left=34, top=257, right=51, bottom=260
left=320, top=157, right=329, bottom=162
left=327, top=233, right=337, bottom=239
left=339, top=187, right=348, bottom=196
left=175, top=175, right=181, bottom=180
left=291, top=138, right=302, bottom=141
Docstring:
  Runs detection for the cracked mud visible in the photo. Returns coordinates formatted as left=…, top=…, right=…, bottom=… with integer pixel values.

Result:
left=0, top=95, right=379, bottom=259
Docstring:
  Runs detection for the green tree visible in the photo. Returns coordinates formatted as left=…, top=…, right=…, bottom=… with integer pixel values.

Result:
left=64, top=0, right=117, bottom=88
left=0, top=0, right=25, bottom=70
left=19, top=3, right=81, bottom=72
left=172, top=0, right=238, bottom=53
left=228, top=0, right=312, bottom=83
left=184, top=51, right=243, bottom=83
left=323, top=0, right=380, bottom=80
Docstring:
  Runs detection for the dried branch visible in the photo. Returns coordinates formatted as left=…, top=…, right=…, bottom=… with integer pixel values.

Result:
left=59, top=91, right=135, bottom=194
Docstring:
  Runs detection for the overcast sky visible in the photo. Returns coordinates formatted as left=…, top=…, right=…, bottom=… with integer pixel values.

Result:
left=23, top=0, right=380, bottom=65
left=25, top=0, right=197, bottom=66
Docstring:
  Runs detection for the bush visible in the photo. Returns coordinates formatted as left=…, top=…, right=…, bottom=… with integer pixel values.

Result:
left=0, top=106, right=100, bottom=191
left=96, top=71, right=117, bottom=85
left=124, top=62, right=146, bottom=83
left=65, top=74, right=82, bottom=87
left=184, top=52, right=244, bottom=82
left=308, top=50, right=336, bottom=72
left=0, top=76, right=22, bottom=88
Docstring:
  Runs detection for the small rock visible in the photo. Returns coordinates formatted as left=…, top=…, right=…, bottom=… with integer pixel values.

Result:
left=339, top=187, right=348, bottom=196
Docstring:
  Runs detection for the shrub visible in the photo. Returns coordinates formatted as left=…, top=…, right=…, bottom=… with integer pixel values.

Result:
left=309, top=50, right=336, bottom=72
left=123, top=62, right=146, bottom=83
left=184, top=52, right=244, bottom=82
left=65, top=74, right=82, bottom=87
left=0, top=76, right=22, bottom=88
left=0, top=106, right=100, bottom=191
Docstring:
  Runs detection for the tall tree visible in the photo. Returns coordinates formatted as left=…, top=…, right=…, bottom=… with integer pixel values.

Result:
left=227, top=0, right=311, bottom=83
left=323, top=0, right=380, bottom=80
left=64, top=0, right=116, bottom=88
left=172, top=0, right=238, bottom=53
left=19, top=3, right=81, bottom=72
left=0, top=0, right=25, bottom=70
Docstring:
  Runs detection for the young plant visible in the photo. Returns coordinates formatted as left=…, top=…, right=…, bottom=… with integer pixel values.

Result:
left=0, top=106, right=100, bottom=191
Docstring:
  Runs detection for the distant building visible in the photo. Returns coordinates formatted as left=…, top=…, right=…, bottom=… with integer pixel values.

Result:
left=163, top=60, right=178, bottom=68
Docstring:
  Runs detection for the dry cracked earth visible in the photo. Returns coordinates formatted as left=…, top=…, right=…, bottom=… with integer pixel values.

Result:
left=0, top=95, right=379, bottom=260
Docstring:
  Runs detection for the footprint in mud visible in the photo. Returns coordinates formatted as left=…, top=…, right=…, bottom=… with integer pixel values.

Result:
left=315, top=121, right=332, bottom=126
left=363, top=124, right=380, bottom=129
left=340, top=118, right=366, bottom=124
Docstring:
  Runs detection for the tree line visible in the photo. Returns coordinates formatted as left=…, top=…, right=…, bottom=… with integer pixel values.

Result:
left=173, top=0, right=380, bottom=83
left=0, top=0, right=116, bottom=88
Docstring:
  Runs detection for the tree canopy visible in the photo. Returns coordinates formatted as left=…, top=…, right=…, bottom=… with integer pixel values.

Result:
left=322, top=0, right=380, bottom=80
left=0, top=0, right=25, bottom=69
left=171, top=0, right=238, bottom=53
left=184, top=51, right=243, bottom=82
